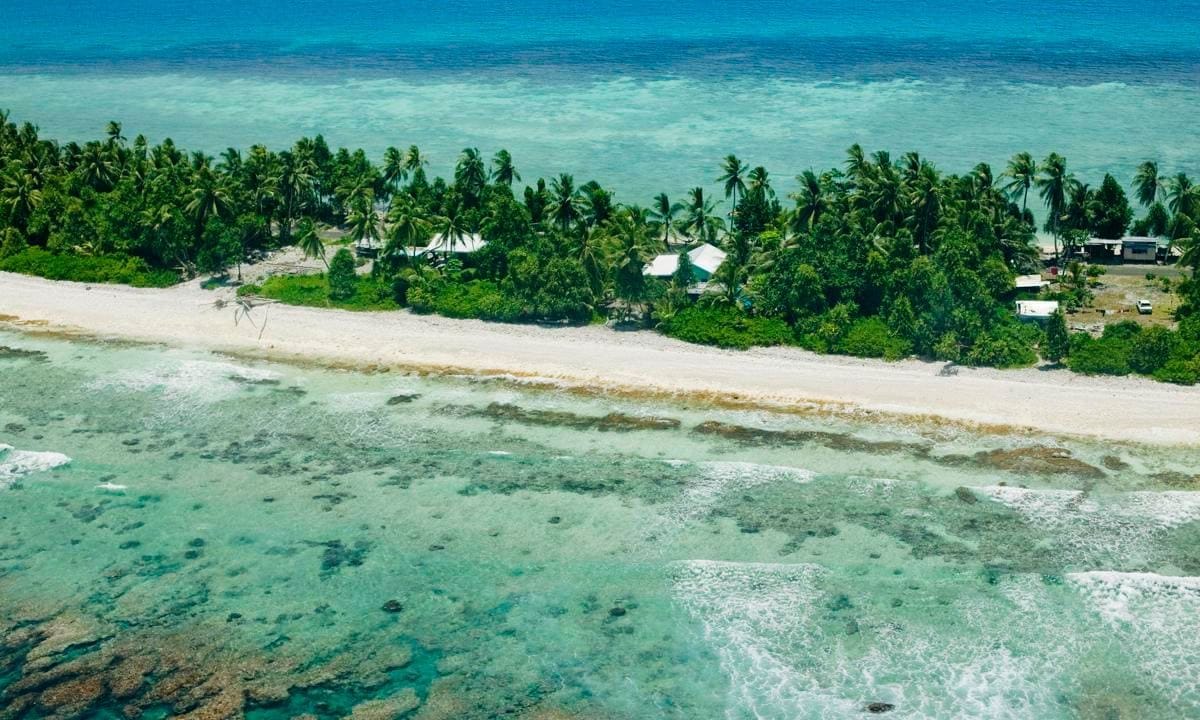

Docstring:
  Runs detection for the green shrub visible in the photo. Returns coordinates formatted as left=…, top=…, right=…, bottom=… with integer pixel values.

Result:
left=327, top=248, right=357, bottom=301
left=962, top=332, right=1038, bottom=368
left=1129, top=326, right=1179, bottom=375
left=1067, top=333, right=1132, bottom=375
left=836, top=317, right=912, bottom=360
left=659, top=306, right=792, bottom=350
left=0, top=247, right=178, bottom=287
left=242, top=273, right=396, bottom=311
left=1153, top=358, right=1200, bottom=386
left=409, top=280, right=523, bottom=322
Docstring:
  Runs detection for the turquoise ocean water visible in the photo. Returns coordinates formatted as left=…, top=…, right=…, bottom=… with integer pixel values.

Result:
left=2, top=1, right=1200, bottom=202
left=2, top=331, right=1200, bottom=718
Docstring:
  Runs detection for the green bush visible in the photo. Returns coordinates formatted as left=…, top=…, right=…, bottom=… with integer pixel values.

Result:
left=836, top=317, right=912, bottom=360
left=409, top=280, right=523, bottom=322
left=1129, top=326, right=1180, bottom=375
left=1153, top=358, right=1200, bottom=386
left=327, top=248, right=357, bottom=301
left=0, top=247, right=178, bottom=287
left=241, top=273, right=396, bottom=311
left=962, top=332, right=1038, bottom=368
left=1067, top=333, right=1132, bottom=375
left=659, top=306, right=793, bottom=350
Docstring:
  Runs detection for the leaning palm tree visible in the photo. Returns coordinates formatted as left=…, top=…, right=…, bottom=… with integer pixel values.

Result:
left=1167, top=173, right=1195, bottom=217
left=1036, top=152, right=1075, bottom=262
left=717, top=154, right=748, bottom=225
left=1132, top=161, right=1163, bottom=209
left=492, top=149, right=520, bottom=187
left=648, top=193, right=683, bottom=249
left=1002, top=152, right=1038, bottom=213
left=295, top=218, right=326, bottom=268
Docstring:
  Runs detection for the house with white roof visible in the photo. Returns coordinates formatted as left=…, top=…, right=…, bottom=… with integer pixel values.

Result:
left=644, top=243, right=727, bottom=283
left=1016, top=300, right=1059, bottom=322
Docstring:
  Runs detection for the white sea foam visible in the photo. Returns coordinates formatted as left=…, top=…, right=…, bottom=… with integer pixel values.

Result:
left=671, top=560, right=853, bottom=719
left=673, top=561, right=1091, bottom=719
left=1068, top=571, right=1200, bottom=708
left=0, top=444, right=71, bottom=488
left=979, top=486, right=1200, bottom=560
left=644, top=461, right=817, bottom=547
left=93, top=358, right=281, bottom=406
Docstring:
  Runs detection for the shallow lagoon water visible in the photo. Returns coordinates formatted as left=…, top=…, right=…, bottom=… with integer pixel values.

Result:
left=1, top=329, right=1200, bottom=718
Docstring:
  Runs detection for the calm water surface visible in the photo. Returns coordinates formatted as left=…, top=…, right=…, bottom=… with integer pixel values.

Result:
left=1, top=329, right=1199, bottom=718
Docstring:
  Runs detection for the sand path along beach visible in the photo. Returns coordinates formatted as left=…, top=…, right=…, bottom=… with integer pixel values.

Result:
left=2, top=270, right=1197, bottom=444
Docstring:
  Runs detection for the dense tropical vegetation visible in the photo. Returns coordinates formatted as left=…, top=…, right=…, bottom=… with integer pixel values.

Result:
left=3, top=113, right=1200, bottom=382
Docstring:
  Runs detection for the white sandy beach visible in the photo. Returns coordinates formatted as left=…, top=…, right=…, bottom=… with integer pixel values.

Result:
left=2, top=270, right=1197, bottom=445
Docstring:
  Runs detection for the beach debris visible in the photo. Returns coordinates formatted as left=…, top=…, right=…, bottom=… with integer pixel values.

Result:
left=209, top=296, right=277, bottom=340
left=95, top=482, right=128, bottom=493
left=380, top=600, right=403, bottom=613
left=386, top=393, right=421, bottom=405
left=866, top=701, right=896, bottom=713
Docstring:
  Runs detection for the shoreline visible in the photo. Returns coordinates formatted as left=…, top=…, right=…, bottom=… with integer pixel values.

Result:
left=2, top=271, right=1198, bottom=445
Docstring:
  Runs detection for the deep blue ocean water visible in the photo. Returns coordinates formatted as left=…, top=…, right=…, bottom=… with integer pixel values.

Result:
left=2, top=0, right=1199, bottom=203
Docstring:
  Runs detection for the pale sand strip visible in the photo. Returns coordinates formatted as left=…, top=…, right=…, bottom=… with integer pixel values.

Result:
left=2, top=271, right=1197, bottom=445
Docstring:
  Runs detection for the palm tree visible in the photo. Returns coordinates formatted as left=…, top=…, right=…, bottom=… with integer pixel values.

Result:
left=1178, top=231, right=1200, bottom=271
left=580, top=181, right=615, bottom=227
left=385, top=197, right=432, bottom=257
left=648, top=193, right=683, bottom=249
left=1, top=169, right=42, bottom=227
left=295, top=218, right=326, bottom=268
left=789, top=170, right=827, bottom=233
left=404, top=145, right=429, bottom=186
left=382, top=146, right=407, bottom=191
left=1002, top=152, right=1037, bottom=213
left=605, top=209, right=657, bottom=315
left=748, top=166, right=774, bottom=200
left=492, top=149, right=520, bottom=187
left=684, top=186, right=722, bottom=245
left=346, top=198, right=381, bottom=250
left=548, top=173, right=584, bottom=230
left=433, top=200, right=469, bottom=254
left=1167, top=173, right=1195, bottom=217
left=454, top=147, right=488, bottom=203
left=1037, top=152, right=1075, bottom=262
left=185, top=167, right=233, bottom=241
left=105, top=121, right=125, bottom=147
left=1132, top=161, right=1163, bottom=208
left=78, top=143, right=117, bottom=190
left=717, top=154, right=748, bottom=226
left=907, top=162, right=942, bottom=254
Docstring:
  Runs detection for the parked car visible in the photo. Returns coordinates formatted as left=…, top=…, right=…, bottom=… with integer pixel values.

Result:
left=1136, top=299, right=1153, bottom=315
